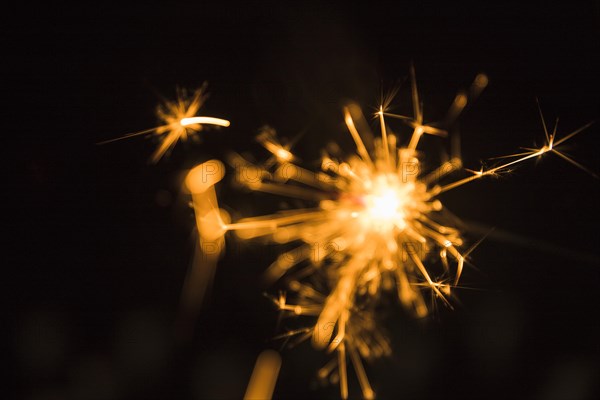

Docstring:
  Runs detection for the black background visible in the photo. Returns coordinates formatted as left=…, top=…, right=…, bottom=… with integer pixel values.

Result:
left=8, top=1, right=599, bottom=399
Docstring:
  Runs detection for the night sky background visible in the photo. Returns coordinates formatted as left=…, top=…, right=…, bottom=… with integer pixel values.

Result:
left=8, top=1, right=599, bottom=399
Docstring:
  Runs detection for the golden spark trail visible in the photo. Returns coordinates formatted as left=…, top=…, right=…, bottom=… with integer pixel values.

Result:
left=180, top=116, right=230, bottom=127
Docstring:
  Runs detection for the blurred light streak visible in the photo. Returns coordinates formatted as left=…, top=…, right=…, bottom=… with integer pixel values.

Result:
left=176, top=161, right=228, bottom=341
left=244, top=350, right=282, bottom=400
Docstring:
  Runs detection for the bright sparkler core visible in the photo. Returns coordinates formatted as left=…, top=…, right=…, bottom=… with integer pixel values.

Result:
left=366, top=184, right=402, bottom=222
left=358, top=174, right=413, bottom=232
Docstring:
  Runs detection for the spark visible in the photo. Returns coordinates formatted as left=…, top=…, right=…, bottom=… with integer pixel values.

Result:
left=99, top=83, right=230, bottom=163
left=438, top=105, right=597, bottom=193
left=184, top=70, right=595, bottom=398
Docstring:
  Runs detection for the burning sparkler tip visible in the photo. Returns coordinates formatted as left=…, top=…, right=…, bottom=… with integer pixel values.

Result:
left=176, top=68, right=595, bottom=398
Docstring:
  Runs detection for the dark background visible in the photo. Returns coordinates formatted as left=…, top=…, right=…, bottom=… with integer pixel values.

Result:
left=8, top=1, right=599, bottom=399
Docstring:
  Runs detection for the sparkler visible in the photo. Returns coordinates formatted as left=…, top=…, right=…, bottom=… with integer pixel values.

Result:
left=182, top=69, right=594, bottom=399
left=99, top=83, right=230, bottom=163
